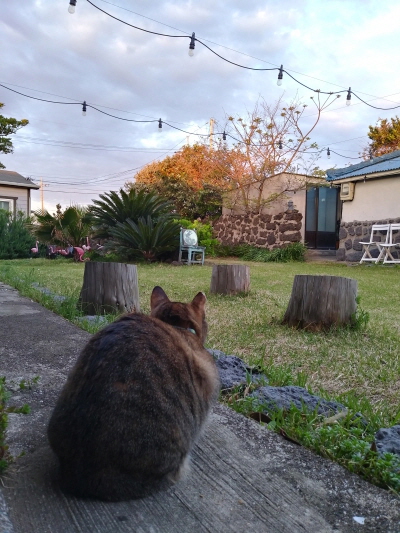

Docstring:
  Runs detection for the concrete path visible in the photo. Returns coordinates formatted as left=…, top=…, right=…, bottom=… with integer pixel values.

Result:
left=0, top=282, right=399, bottom=533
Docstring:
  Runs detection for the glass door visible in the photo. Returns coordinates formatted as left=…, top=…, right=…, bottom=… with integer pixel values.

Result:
left=305, top=187, right=340, bottom=249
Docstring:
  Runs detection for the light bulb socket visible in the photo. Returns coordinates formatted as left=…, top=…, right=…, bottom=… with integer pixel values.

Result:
left=82, top=100, right=87, bottom=116
left=346, top=87, right=351, bottom=106
left=68, top=0, right=76, bottom=13
left=222, top=131, right=227, bottom=141
left=277, top=64, right=283, bottom=86
left=278, top=139, right=283, bottom=150
left=327, top=148, right=331, bottom=158
left=158, top=118, right=162, bottom=131
left=189, top=32, right=195, bottom=56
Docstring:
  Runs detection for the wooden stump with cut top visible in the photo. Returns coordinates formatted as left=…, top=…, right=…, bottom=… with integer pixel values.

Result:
left=210, top=264, right=250, bottom=295
left=78, top=262, right=140, bottom=315
left=282, top=274, right=358, bottom=331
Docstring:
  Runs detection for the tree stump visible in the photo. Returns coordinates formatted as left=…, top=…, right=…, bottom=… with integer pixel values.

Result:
left=210, top=264, right=250, bottom=295
left=78, top=262, right=140, bottom=315
left=282, top=275, right=357, bottom=331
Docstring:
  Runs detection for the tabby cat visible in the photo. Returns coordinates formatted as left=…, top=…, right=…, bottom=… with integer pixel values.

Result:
left=47, top=286, right=220, bottom=501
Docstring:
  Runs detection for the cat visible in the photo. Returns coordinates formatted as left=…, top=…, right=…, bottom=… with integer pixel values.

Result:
left=47, top=286, right=220, bottom=501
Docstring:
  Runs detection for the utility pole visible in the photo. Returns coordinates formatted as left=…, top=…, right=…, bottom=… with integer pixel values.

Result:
left=209, top=118, right=215, bottom=149
left=39, top=178, right=49, bottom=212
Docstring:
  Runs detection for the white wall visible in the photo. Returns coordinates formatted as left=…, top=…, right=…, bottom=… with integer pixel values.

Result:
left=0, top=185, right=30, bottom=214
left=341, top=176, right=400, bottom=222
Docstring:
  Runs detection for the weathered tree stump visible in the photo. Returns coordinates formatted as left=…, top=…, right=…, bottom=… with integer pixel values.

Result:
left=282, top=275, right=357, bottom=331
left=210, top=264, right=250, bottom=295
left=78, top=262, right=140, bottom=315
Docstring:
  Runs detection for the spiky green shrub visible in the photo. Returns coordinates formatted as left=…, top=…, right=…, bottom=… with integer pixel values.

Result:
left=107, top=216, right=180, bottom=261
left=32, top=205, right=92, bottom=247
left=89, top=189, right=175, bottom=240
left=0, top=209, right=35, bottom=259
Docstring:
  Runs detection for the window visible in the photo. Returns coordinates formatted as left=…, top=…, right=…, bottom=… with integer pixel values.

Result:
left=0, top=198, right=15, bottom=213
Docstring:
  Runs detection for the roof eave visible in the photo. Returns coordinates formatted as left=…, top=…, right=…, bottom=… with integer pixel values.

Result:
left=327, top=168, right=400, bottom=184
left=0, top=180, right=40, bottom=190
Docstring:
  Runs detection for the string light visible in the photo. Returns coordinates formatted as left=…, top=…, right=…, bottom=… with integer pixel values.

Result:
left=327, top=147, right=331, bottom=158
left=79, top=1, right=400, bottom=110
left=346, top=87, right=352, bottom=106
left=0, top=84, right=374, bottom=161
left=188, top=33, right=195, bottom=57
left=277, top=65, right=283, bottom=86
left=68, top=0, right=76, bottom=14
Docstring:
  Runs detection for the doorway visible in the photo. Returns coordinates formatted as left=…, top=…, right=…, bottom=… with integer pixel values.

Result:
left=305, top=187, right=340, bottom=249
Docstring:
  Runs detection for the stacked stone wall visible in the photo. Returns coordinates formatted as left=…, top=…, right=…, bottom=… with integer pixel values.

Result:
left=213, top=211, right=302, bottom=249
left=337, top=217, right=400, bottom=261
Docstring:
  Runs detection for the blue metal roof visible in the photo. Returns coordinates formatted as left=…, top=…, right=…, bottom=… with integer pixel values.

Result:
left=326, top=149, right=400, bottom=181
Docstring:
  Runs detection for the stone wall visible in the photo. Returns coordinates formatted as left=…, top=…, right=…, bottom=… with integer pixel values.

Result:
left=337, top=217, right=400, bottom=261
left=213, top=210, right=302, bottom=248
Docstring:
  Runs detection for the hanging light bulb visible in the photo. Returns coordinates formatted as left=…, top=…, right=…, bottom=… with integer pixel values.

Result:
left=327, top=147, right=331, bottom=158
left=277, top=65, right=283, bottom=86
left=158, top=118, right=162, bottom=132
left=222, top=131, right=227, bottom=141
left=369, top=148, right=373, bottom=160
left=68, top=0, right=76, bottom=14
left=278, top=139, right=283, bottom=150
left=188, top=33, right=195, bottom=57
left=346, top=87, right=351, bottom=106
left=82, top=101, right=86, bottom=116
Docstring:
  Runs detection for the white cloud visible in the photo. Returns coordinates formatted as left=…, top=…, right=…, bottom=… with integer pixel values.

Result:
left=1, top=0, right=400, bottom=212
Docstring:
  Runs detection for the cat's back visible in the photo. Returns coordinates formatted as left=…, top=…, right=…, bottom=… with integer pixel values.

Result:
left=47, top=287, right=220, bottom=501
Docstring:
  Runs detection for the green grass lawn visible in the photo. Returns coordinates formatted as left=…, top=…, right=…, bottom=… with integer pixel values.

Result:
left=1, top=257, right=398, bottom=416
left=1, top=256, right=400, bottom=491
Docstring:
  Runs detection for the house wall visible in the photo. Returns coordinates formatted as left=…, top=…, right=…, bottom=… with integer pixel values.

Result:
left=213, top=210, right=303, bottom=248
left=341, top=177, right=400, bottom=222
left=221, top=173, right=322, bottom=244
left=0, top=185, right=30, bottom=214
left=337, top=217, right=400, bottom=261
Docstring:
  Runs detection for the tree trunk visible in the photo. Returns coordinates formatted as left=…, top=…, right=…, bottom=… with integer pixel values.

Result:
left=210, top=264, right=250, bottom=295
left=78, top=262, right=140, bottom=315
left=282, top=275, right=357, bottom=331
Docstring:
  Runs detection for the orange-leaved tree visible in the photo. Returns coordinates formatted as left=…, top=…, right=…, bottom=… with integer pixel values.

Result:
left=126, top=143, right=233, bottom=219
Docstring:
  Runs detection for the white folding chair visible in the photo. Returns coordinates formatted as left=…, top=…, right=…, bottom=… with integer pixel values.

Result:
left=359, top=224, right=390, bottom=263
left=381, top=223, right=400, bottom=264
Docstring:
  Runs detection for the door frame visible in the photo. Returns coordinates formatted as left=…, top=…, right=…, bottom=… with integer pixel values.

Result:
left=305, top=186, right=341, bottom=250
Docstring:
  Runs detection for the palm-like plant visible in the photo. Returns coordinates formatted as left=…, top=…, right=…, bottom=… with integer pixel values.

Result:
left=32, top=206, right=92, bottom=246
left=107, top=216, right=180, bottom=261
left=89, top=189, right=175, bottom=239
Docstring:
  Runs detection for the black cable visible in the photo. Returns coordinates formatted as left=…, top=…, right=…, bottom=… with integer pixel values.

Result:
left=351, top=91, right=400, bottom=111
left=83, top=0, right=400, bottom=111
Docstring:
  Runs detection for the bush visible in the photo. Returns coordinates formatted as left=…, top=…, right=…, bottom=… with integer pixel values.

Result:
left=176, top=218, right=220, bottom=256
left=0, top=210, right=35, bottom=259
left=107, top=216, right=180, bottom=261
left=214, top=242, right=307, bottom=262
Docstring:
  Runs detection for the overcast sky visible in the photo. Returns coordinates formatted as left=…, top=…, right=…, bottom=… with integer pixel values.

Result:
left=2, top=0, right=400, bottom=212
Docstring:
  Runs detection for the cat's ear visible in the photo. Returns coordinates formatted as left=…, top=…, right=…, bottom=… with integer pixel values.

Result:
left=151, top=286, right=170, bottom=311
left=191, top=292, right=206, bottom=311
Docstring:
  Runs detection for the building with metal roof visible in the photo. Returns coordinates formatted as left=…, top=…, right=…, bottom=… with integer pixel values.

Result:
left=326, top=151, right=400, bottom=261
left=326, top=149, right=400, bottom=183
